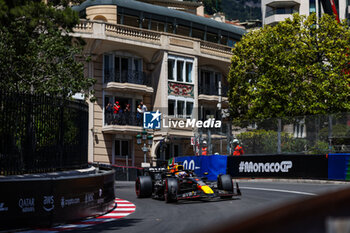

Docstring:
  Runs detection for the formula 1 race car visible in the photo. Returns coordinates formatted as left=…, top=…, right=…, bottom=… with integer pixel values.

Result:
left=135, top=163, right=241, bottom=203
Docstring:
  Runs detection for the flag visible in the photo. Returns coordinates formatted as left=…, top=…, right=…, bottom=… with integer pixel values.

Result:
left=168, top=157, right=175, bottom=166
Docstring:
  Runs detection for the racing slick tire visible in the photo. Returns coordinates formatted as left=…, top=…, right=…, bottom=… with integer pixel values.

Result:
left=135, top=176, right=153, bottom=198
left=164, top=178, right=178, bottom=203
left=217, top=174, right=233, bottom=198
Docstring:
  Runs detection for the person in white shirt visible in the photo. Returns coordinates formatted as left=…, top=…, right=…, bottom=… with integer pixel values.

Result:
left=140, top=101, right=147, bottom=113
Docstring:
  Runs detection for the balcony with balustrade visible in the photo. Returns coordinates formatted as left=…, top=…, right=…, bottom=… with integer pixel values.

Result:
left=103, top=69, right=154, bottom=95
left=102, top=112, right=143, bottom=134
left=264, top=0, right=300, bottom=26
left=73, top=20, right=234, bottom=61
left=198, top=84, right=229, bottom=104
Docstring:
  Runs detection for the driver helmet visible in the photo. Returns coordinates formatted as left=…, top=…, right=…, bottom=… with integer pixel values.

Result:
left=232, top=139, right=239, bottom=144
left=177, top=171, right=187, bottom=178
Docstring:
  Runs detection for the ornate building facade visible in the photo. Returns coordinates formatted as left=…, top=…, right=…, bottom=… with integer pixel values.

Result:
left=72, top=0, right=245, bottom=166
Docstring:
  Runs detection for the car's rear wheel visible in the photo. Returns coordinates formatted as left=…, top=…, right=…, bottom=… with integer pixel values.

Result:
left=135, top=176, right=152, bottom=198
left=217, top=174, right=233, bottom=198
left=164, top=178, right=178, bottom=203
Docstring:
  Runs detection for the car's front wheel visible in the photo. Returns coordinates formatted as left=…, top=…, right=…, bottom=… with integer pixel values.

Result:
left=217, top=174, right=234, bottom=199
left=135, top=176, right=153, bottom=198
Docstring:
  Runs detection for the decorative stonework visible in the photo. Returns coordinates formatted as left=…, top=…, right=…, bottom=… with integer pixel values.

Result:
left=170, top=38, right=193, bottom=48
left=168, top=82, right=194, bottom=97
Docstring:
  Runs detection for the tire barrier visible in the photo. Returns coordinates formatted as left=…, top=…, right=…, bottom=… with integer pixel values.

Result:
left=0, top=166, right=115, bottom=231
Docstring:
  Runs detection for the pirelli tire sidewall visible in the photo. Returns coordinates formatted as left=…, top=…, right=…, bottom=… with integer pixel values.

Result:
left=165, top=178, right=178, bottom=203
left=218, top=174, right=233, bottom=192
left=135, top=176, right=153, bottom=198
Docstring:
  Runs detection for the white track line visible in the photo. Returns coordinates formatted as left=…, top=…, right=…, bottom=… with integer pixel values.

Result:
left=240, top=186, right=317, bottom=196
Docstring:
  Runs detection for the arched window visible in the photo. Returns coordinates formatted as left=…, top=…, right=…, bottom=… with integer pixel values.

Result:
left=93, top=15, right=107, bottom=22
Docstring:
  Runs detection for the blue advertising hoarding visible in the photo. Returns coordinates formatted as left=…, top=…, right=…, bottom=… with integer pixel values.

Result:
left=175, top=155, right=227, bottom=181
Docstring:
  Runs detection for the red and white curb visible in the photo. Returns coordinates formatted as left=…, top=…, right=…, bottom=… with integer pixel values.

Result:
left=21, top=198, right=136, bottom=233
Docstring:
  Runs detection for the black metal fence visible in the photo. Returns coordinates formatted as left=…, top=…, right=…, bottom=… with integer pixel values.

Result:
left=91, top=163, right=142, bottom=181
left=0, top=91, right=88, bottom=175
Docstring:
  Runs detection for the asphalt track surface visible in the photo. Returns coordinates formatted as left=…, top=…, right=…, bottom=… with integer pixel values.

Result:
left=69, top=180, right=350, bottom=233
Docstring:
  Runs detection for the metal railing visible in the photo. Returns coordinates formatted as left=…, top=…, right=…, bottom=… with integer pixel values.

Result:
left=0, top=91, right=88, bottom=175
left=198, top=85, right=228, bottom=96
left=105, top=112, right=143, bottom=127
left=104, top=69, right=151, bottom=86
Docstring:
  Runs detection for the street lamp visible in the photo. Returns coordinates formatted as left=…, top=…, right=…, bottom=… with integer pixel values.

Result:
left=136, top=130, right=153, bottom=163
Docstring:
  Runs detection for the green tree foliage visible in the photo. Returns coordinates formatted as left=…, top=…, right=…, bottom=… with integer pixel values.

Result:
left=236, top=129, right=308, bottom=154
left=228, top=14, right=350, bottom=123
left=0, top=0, right=95, bottom=98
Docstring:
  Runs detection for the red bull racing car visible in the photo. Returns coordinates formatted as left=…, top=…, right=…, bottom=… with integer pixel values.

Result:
left=135, top=163, right=241, bottom=203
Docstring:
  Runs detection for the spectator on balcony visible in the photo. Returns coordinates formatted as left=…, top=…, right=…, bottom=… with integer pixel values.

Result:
left=124, top=104, right=131, bottom=125
left=113, top=101, right=121, bottom=124
left=105, top=102, right=113, bottom=125
left=136, top=105, right=142, bottom=126
left=141, top=101, right=148, bottom=113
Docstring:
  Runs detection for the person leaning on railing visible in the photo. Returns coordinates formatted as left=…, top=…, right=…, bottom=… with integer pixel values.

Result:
left=124, top=104, right=131, bottom=125
left=113, top=101, right=122, bottom=124
left=136, top=105, right=142, bottom=126
left=105, top=102, right=113, bottom=125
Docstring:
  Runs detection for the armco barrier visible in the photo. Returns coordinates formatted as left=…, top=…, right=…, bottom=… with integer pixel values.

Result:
left=328, top=153, right=350, bottom=180
left=0, top=166, right=115, bottom=231
left=228, top=155, right=328, bottom=179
